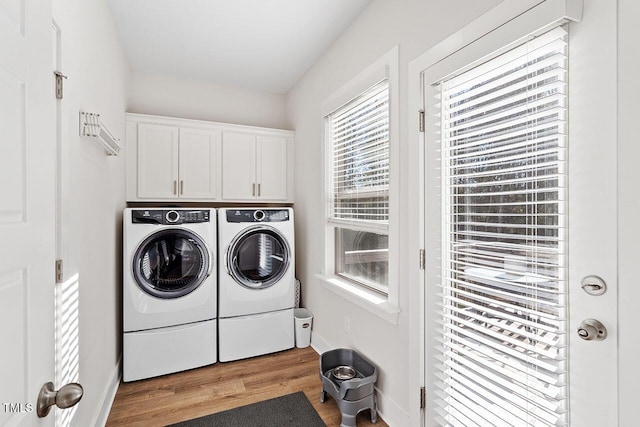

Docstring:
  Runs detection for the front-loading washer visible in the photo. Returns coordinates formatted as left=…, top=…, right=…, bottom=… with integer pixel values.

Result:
left=218, top=208, right=295, bottom=362
left=123, top=208, right=217, bottom=381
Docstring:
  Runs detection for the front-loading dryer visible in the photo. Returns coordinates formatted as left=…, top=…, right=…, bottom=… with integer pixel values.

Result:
left=218, top=208, right=295, bottom=362
left=123, top=208, right=217, bottom=381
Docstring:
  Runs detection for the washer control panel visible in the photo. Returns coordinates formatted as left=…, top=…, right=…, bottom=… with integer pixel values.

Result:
left=226, top=209, right=290, bottom=223
left=132, top=209, right=210, bottom=225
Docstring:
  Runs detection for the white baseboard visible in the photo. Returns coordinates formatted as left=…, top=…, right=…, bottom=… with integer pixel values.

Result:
left=310, top=331, right=332, bottom=354
left=92, top=358, right=121, bottom=427
left=374, top=389, right=409, bottom=427
left=309, top=332, right=409, bottom=427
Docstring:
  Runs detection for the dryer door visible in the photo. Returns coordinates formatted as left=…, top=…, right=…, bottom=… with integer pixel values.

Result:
left=133, top=228, right=211, bottom=298
left=227, top=226, right=291, bottom=289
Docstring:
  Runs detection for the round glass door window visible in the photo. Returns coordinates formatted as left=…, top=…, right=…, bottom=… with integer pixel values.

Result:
left=227, top=226, right=291, bottom=289
left=133, top=229, right=211, bottom=299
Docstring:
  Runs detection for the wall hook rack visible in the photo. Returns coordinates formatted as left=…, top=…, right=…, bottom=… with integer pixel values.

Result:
left=79, top=111, right=121, bottom=156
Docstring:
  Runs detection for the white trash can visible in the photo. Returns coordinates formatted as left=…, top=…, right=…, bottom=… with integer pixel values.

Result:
left=294, top=308, right=313, bottom=348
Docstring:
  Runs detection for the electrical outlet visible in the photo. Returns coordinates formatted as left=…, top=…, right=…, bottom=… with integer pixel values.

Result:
left=344, top=316, right=351, bottom=334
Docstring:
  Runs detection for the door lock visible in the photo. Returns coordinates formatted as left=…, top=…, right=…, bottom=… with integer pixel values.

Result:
left=581, top=275, right=606, bottom=296
left=576, top=318, right=607, bottom=341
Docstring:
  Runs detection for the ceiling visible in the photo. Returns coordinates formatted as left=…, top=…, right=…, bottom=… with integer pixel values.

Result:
left=108, top=0, right=371, bottom=94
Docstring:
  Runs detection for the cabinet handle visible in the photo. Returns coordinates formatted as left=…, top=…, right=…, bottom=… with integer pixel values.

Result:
left=180, top=180, right=184, bottom=195
left=173, top=180, right=177, bottom=195
left=258, top=183, right=261, bottom=197
left=252, top=183, right=256, bottom=196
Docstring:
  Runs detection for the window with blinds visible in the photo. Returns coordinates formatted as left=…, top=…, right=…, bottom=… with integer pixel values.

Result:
left=326, top=79, right=390, bottom=293
left=435, top=26, right=568, bottom=426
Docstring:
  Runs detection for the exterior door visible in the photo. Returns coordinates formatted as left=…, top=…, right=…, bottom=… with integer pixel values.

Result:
left=423, top=82, right=618, bottom=426
left=0, top=0, right=56, bottom=425
left=420, top=3, right=617, bottom=425
left=565, top=1, right=618, bottom=423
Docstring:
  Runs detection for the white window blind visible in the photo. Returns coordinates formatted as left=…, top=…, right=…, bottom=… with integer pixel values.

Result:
left=327, top=79, right=390, bottom=232
left=435, top=26, right=568, bottom=427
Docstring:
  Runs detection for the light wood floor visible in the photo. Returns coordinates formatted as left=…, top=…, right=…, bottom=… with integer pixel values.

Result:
left=106, top=347, right=387, bottom=427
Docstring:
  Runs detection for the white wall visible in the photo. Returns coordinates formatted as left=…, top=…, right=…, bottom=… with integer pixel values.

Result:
left=52, top=0, right=129, bottom=425
left=286, top=0, right=502, bottom=424
left=128, top=72, right=289, bottom=129
left=617, top=0, right=640, bottom=424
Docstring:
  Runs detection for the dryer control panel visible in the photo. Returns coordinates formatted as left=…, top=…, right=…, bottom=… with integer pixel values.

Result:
left=132, top=209, right=210, bottom=225
left=226, top=209, right=289, bottom=223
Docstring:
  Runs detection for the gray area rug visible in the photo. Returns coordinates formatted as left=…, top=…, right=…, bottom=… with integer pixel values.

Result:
left=166, top=391, right=326, bottom=427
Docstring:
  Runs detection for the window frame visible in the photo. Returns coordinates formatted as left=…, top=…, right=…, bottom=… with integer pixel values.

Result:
left=327, top=78, right=390, bottom=295
left=318, top=46, right=400, bottom=319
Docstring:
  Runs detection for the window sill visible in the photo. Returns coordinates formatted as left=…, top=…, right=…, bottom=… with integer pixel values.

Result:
left=315, top=274, right=400, bottom=325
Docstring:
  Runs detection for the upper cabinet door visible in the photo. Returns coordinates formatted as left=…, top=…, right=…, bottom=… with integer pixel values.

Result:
left=256, top=136, right=287, bottom=200
left=221, top=132, right=257, bottom=200
left=126, top=113, right=294, bottom=203
left=137, top=123, right=179, bottom=199
left=179, top=128, right=221, bottom=200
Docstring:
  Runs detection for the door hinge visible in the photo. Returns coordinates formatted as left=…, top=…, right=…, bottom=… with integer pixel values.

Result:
left=54, top=71, right=67, bottom=99
left=419, top=249, right=425, bottom=270
left=55, top=259, right=63, bottom=283
left=418, top=109, right=425, bottom=132
left=420, top=386, right=426, bottom=409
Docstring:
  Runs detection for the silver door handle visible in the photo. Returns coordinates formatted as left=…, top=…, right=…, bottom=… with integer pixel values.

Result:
left=173, top=180, right=177, bottom=195
left=577, top=319, right=607, bottom=341
left=180, top=180, right=184, bottom=195
left=252, top=183, right=256, bottom=196
left=257, top=183, right=261, bottom=197
left=37, top=382, right=83, bottom=417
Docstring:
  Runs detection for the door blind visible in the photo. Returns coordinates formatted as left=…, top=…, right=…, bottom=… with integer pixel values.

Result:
left=327, top=79, right=389, bottom=230
left=435, top=26, right=568, bottom=427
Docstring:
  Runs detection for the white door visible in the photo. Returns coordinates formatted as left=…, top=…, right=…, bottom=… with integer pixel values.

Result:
left=421, top=7, right=617, bottom=426
left=178, top=128, right=221, bottom=200
left=564, top=2, right=618, bottom=423
left=221, top=132, right=256, bottom=200
left=0, top=0, right=56, bottom=425
left=137, top=123, right=179, bottom=199
left=256, top=136, right=287, bottom=201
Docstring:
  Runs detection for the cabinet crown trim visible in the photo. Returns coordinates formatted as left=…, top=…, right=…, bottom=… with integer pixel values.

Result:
left=125, top=113, right=295, bottom=138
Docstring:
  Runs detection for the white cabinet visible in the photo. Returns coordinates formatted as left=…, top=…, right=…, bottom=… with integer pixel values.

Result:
left=221, top=133, right=256, bottom=200
left=136, top=123, right=179, bottom=199
left=126, top=114, right=294, bottom=203
left=256, top=136, right=288, bottom=200
left=132, top=123, right=221, bottom=201
left=178, top=128, right=220, bottom=199
left=221, top=133, right=288, bottom=201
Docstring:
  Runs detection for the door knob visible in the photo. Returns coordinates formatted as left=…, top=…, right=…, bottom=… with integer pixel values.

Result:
left=576, top=318, right=607, bottom=341
left=37, top=382, right=83, bottom=417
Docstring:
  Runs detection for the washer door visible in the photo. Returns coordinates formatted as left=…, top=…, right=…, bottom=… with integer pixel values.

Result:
left=133, top=229, right=211, bottom=299
left=227, top=226, right=291, bottom=289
